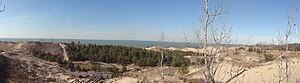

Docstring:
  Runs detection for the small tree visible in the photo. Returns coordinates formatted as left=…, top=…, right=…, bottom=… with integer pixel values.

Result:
left=158, top=32, right=165, bottom=83
left=274, top=2, right=298, bottom=83
left=178, top=66, right=189, bottom=80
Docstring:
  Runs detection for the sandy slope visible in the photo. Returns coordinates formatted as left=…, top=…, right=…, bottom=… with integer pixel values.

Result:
left=232, top=58, right=300, bottom=83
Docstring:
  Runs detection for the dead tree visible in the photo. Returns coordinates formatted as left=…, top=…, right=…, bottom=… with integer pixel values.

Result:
left=285, top=8, right=294, bottom=51
left=196, top=0, right=247, bottom=83
left=158, top=32, right=165, bottom=83
left=274, top=2, right=298, bottom=83
left=0, top=0, right=4, bottom=13
left=200, top=0, right=225, bottom=82
left=275, top=33, right=294, bottom=83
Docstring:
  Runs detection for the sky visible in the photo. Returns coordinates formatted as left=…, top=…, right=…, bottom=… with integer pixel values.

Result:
left=0, top=0, right=299, bottom=44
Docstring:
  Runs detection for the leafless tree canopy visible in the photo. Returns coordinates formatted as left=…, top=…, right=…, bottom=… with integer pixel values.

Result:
left=274, top=2, right=299, bottom=83
left=0, top=0, right=5, bottom=13
left=193, top=0, right=247, bottom=83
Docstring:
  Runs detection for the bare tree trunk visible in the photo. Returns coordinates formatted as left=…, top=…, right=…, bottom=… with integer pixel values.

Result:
left=275, top=4, right=298, bottom=83
left=285, top=60, right=289, bottom=83
left=204, top=0, right=209, bottom=50
left=204, top=0, right=210, bottom=82
left=284, top=4, right=298, bottom=83
left=285, top=15, right=292, bottom=51
left=158, top=32, right=165, bottom=83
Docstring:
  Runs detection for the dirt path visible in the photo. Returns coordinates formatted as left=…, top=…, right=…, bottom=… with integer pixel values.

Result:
left=59, top=43, right=69, bottom=61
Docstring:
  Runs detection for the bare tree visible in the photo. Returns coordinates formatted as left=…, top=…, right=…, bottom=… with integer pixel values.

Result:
left=273, top=2, right=298, bottom=83
left=158, top=32, right=165, bottom=83
left=285, top=8, right=295, bottom=51
left=200, top=0, right=224, bottom=82
left=196, top=0, right=247, bottom=83
left=0, top=0, right=4, bottom=13
left=295, top=24, right=300, bottom=40
left=284, top=2, right=298, bottom=83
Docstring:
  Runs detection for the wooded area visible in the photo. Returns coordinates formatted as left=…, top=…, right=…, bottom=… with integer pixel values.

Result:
left=65, top=42, right=192, bottom=67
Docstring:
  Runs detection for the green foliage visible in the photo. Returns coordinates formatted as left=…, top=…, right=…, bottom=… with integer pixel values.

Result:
left=66, top=42, right=193, bottom=67
left=90, top=65, right=102, bottom=71
left=178, top=66, right=189, bottom=76
left=171, top=56, right=190, bottom=67
left=248, top=47, right=265, bottom=54
left=90, top=65, right=97, bottom=71
left=66, top=61, right=75, bottom=70
left=33, top=51, right=64, bottom=64
left=104, top=67, right=119, bottom=73
left=196, top=58, right=205, bottom=66
left=264, top=53, right=275, bottom=62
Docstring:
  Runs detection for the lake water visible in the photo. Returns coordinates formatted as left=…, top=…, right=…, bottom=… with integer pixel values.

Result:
left=0, top=38, right=199, bottom=48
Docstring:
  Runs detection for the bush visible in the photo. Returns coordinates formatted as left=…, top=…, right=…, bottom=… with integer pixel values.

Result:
left=33, top=51, right=64, bottom=64
left=172, top=56, right=190, bottom=67
left=104, top=67, right=119, bottom=73
left=248, top=48, right=254, bottom=52
left=178, top=65, right=189, bottom=79
left=66, top=62, right=75, bottom=70
left=196, top=58, right=205, bottom=66
left=248, top=47, right=265, bottom=54
left=264, top=54, right=275, bottom=62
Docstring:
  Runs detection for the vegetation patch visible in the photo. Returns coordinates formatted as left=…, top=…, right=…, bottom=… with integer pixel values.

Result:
left=65, top=42, right=193, bottom=67
left=248, top=47, right=265, bottom=54
left=264, top=53, right=275, bottom=62
left=33, top=51, right=75, bottom=70
left=33, top=51, right=64, bottom=64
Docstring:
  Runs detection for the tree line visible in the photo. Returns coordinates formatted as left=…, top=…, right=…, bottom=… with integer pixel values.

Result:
left=65, top=42, right=193, bottom=67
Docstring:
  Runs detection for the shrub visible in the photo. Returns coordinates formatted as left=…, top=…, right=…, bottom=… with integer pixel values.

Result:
left=66, top=62, right=75, bottom=70
left=248, top=47, right=265, bottom=54
left=33, top=51, right=64, bottom=64
left=196, top=58, right=205, bottom=66
left=248, top=48, right=254, bottom=52
left=178, top=65, right=189, bottom=79
left=104, top=67, right=119, bottom=73
left=264, top=54, right=275, bottom=62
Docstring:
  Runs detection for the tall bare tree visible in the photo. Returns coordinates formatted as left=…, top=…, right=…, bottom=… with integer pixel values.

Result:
left=286, top=0, right=298, bottom=50
left=196, top=0, right=247, bottom=83
left=274, top=1, right=298, bottom=83
left=201, top=0, right=224, bottom=82
left=158, top=32, right=165, bottom=83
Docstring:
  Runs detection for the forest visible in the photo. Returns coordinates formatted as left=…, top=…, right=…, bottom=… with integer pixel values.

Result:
left=65, top=42, right=193, bottom=67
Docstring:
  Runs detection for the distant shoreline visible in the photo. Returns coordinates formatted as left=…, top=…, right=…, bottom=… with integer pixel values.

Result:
left=0, top=38, right=199, bottom=48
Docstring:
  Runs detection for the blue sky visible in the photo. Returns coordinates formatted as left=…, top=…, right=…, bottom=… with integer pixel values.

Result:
left=0, top=0, right=299, bottom=44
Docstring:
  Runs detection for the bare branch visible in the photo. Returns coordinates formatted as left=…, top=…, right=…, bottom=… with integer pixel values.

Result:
left=157, top=32, right=165, bottom=83
left=0, top=0, right=5, bottom=13
left=225, top=68, right=247, bottom=83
